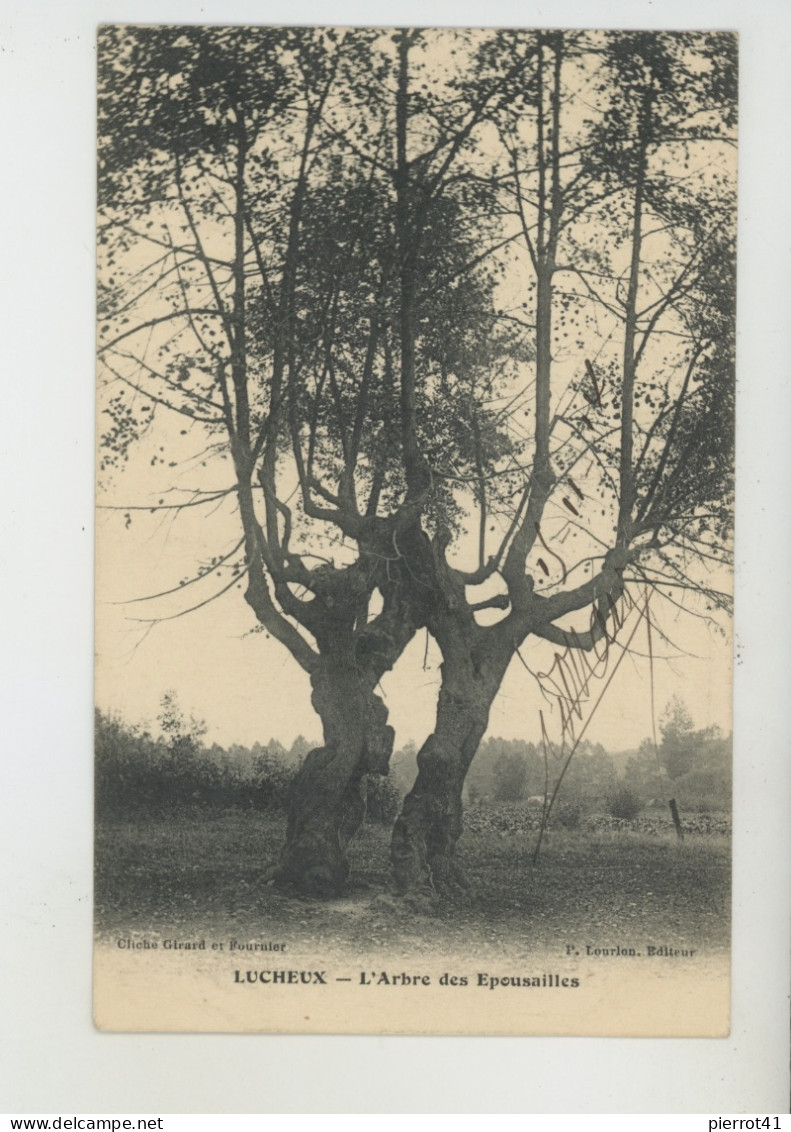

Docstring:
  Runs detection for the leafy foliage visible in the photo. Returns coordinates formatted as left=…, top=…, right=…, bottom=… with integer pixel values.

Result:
left=95, top=707, right=303, bottom=815
left=620, top=698, right=732, bottom=810
left=365, top=775, right=403, bottom=826
left=659, top=695, right=729, bottom=783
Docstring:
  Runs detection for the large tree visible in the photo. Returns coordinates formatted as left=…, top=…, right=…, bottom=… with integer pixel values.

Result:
left=98, top=25, right=527, bottom=892
left=97, top=26, right=736, bottom=895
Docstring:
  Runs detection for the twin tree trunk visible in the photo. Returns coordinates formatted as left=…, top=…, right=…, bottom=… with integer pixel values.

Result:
left=390, top=668, right=490, bottom=895
left=278, top=645, right=502, bottom=899
left=270, top=553, right=521, bottom=897
left=391, top=605, right=513, bottom=895
left=270, top=525, right=434, bottom=896
left=268, top=523, right=517, bottom=898
left=389, top=543, right=513, bottom=896
left=273, top=647, right=393, bottom=896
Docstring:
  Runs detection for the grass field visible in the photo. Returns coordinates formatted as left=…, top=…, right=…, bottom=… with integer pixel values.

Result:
left=95, top=805, right=731, bottom=963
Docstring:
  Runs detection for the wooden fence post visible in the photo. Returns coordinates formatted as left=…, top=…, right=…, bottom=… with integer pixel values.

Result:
left=669, top=797, right=684, bottom=842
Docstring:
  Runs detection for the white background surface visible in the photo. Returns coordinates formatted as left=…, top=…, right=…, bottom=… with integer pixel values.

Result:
left=1, top=0, right=789, bottom=1114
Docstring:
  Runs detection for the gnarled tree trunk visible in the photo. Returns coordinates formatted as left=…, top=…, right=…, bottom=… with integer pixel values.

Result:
left=391, top=679, right=488, bottom=894
left=391, top=605, right=511, bottom=895
left=272, top=526, right=434, bottom=895
left=274, top=649, right=394, bottom=895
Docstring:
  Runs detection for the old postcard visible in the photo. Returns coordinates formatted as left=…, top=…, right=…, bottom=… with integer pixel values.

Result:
left=95, top=25, right=736, bottom=1035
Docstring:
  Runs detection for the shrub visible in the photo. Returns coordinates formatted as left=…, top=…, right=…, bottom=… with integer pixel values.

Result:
left=552, top=800, right=583, bottom=830
left=492, top=752, right=528, bottom=801
left=366, top=775, right=402, bottom=826
left=607, top=785, right=643, bottom=820
left=95, top=709, right=164, bottom=813
left=252, top=751, right=296, bottom=811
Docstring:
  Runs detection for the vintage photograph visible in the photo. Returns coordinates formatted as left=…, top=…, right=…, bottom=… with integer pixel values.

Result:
left=95, top=25, right=736, bottom=1034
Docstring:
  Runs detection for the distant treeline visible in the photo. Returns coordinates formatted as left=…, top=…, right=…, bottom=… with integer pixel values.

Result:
left=96, top=694, right=731, bottom=821
left=386, top=700, right=731, bottom=816
left=456, top=723, right=732, bottom=814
